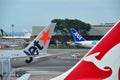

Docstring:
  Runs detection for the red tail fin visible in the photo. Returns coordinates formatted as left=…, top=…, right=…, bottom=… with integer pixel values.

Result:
left=51, top=21, right=120, bottom=80
left=65, top=21, right=120, bottom=80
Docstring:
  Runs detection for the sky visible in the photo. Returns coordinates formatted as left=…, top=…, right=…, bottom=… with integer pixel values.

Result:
left=0, top=0, right=120, bottom=32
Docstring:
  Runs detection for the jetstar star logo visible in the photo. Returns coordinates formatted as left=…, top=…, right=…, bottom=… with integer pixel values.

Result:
left=40, top=29, right=51, bottom=46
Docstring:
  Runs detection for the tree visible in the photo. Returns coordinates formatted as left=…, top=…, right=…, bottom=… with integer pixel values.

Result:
left=51, top=19, right=91, bottom=46
left=51, top=18, right=91, bottom=36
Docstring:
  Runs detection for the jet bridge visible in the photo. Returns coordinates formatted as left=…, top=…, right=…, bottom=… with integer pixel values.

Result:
left=0, top=58, right=12, bottom=80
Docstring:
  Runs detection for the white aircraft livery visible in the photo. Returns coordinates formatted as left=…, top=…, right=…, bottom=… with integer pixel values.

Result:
left=0, top=29, right=31, bottom=39
left=51, top=21, right=120, bottom=80
left=70, top=28, right=99, bottom=48
left=0, top=23, right=56, bottom=68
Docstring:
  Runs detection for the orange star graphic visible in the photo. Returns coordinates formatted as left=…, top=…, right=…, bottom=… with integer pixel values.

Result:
left=40, top=29, right=51, bottom=46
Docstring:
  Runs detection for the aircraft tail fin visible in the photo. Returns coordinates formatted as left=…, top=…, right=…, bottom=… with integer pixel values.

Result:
left=23, top=29, right=31, bottom=37
left=70, top=28, right=86, bottom=42
left=23, top=23, right=56, bottom=63
left=51, top=21, right=120, bottom=80
left=0, top=29, right=8, bottom=36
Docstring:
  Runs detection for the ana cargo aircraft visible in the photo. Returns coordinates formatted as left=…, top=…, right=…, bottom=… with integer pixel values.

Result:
left=0, top=29, right=31, bottom=39
left=51, top=21, right=120, bottom=80
left=0, top=23, right=56, bottom=68
left=70, top=28, right=99, bottom=48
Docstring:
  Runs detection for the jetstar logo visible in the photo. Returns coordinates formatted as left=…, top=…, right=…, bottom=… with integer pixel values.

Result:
left=40, top=29, right=51, bottom=46
left=24, top=29, right=51, bottom=63
left=24, top=40, right=44, bottom=63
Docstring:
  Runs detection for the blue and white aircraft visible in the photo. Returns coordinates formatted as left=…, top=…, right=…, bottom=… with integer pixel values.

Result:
left=0, top=29, right=31, bottom=39
left=70, top=28, right=99, bottom=48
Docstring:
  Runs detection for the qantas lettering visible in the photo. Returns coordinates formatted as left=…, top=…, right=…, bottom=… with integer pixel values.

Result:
left=24, top=40, right=44, bottom=63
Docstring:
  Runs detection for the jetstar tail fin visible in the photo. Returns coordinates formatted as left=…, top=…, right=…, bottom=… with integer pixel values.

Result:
left=23, top=23, right=56, bottom=57
left=51, top=21, right=120, bottom=80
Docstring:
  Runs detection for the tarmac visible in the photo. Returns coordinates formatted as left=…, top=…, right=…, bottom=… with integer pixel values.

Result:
left=10, top=49, right=89, bottom=80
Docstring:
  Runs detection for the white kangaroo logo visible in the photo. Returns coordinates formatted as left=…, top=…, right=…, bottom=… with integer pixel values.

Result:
left=84, top=43, right=120, bottom=80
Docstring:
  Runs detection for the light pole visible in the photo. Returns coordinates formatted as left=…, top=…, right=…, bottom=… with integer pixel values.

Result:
left=11, top=24, right=14, bottom=38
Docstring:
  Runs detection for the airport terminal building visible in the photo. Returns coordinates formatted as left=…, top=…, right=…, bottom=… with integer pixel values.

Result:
left=31, top=23, right=114, bottom=46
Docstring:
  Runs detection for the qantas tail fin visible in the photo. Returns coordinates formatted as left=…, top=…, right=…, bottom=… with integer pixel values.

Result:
left=70, top=28, right=86, bottom=42
left=0, top=29, right=8, bottom=36
left=51, top=21, right=120, bottom=80
left=23, top=23, right=56, bottom=63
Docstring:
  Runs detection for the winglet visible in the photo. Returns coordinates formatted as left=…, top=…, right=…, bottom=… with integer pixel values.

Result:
left=51, top=21, right=120, bottom=80
left=70, top=28, right=86, bottom=42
